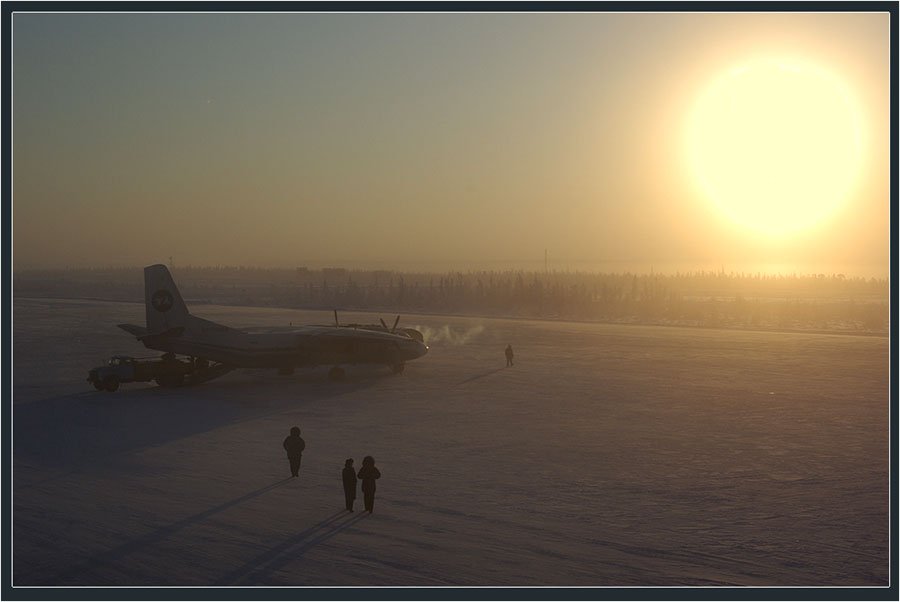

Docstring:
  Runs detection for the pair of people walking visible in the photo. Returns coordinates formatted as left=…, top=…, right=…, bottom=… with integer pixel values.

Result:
left=342, top=456, right=381, bottom=513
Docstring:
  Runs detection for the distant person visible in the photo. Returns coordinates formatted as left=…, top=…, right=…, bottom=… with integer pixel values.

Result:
left=342, top=458, right=358, bottom=512
left=505, top=344, right=514, bottom=367
left=357, top=455, right=381, bottom=513
left=282, top=426, right=306, bottom=477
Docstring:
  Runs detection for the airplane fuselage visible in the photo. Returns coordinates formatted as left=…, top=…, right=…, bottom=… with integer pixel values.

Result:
left=140, top=317, right=428, bottom=370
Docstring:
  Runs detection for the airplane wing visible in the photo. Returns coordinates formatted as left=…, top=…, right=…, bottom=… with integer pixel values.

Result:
left=118, top=323, right=185, bottom=340
left=118, top=324, right=148, bottom=338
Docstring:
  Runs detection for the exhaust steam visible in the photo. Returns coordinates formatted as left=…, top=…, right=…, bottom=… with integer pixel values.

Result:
left=413, top=324, right=485, bottom=346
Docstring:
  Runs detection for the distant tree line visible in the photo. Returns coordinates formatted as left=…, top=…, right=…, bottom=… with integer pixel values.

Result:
left=13, top=266, right=889, bottom=334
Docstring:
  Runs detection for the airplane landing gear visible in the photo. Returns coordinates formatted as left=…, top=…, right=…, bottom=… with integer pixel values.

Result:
left=328, top=366, right=345, bottom=381
left=156, top=373, right=184, bottom=388
left=391, top=362, right=405, bottom=374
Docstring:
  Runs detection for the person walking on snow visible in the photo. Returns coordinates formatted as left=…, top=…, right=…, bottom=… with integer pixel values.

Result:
left=282, top=426, right=306, bottom=477
left=357, top=456, right=381, bottom=513
left=342, top=458, right=358, bottom=512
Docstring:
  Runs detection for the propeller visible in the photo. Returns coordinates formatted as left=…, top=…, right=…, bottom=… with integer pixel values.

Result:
left=334, top=309, right=339, bottom=327
left=374, top=314, right=423, bottom=342
left=377, top=316, right=400, bottom=332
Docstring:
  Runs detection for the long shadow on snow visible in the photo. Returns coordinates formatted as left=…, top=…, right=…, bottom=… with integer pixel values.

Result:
left=214, top=510, right=368, bottom=585
left=14, top=369, right=390, bottom=471
left=32, top=477, right=295, bottom=585
left=456, top=367, right=505, bottom=386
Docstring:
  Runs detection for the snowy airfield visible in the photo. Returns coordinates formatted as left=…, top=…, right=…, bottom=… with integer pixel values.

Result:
left=12, top=297, right=890, bottom=587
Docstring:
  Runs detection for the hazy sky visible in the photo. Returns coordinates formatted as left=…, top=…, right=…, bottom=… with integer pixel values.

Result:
left=12, top=11, right=891, bottom=275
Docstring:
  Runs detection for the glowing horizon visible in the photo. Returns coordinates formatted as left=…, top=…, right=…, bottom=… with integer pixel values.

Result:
left=12, top=12, right=891, bottom=277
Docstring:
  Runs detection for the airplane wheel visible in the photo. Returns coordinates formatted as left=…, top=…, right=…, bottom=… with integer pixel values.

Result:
left=103, top=377, right=119, bottom=392
left=328, top=366, right=345, bottom=381
left=392, top=362, right=405, bottom=374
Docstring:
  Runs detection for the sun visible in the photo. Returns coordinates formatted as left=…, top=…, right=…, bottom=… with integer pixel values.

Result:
left=685, top=57, right=863, bottom=239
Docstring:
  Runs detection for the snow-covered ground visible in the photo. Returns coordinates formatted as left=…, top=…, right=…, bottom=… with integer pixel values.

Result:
left=11, top=297, right=890, bottom=586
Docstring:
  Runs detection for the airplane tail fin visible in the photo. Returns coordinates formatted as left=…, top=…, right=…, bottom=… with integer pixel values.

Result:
left=144, top=264, right=191, bottom=333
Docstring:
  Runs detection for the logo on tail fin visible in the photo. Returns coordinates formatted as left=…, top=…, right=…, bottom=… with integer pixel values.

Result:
left=152, top=289, right=174, bottom=313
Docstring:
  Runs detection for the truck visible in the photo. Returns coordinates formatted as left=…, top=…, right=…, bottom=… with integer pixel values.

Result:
left=87, top=354, right=231, bottom=392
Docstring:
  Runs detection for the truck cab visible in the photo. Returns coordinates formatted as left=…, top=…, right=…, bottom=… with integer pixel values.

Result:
left=87, top=355, right=138, bottom=391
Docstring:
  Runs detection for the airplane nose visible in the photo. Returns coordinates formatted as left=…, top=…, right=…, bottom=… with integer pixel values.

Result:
left=408, top=340, right=428, bottom=359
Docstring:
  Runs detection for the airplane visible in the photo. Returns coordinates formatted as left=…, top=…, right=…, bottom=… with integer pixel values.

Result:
left=117, top=264, right=429, bottom=384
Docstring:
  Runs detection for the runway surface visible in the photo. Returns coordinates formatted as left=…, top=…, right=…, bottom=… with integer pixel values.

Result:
left=11, top=297, right=890, bottom=586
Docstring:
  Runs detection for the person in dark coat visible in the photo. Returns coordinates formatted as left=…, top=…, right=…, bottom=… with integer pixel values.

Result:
left=357, top=455, right=381, bottom=513
left=342, top=458, right=358, bottom=512
left=505, top=344, right=514, bottom=366
left=282, top=426, right=306, bottom=477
